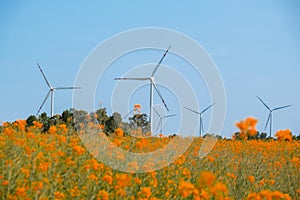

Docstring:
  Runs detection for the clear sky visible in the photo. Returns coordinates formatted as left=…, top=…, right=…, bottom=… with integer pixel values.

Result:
left=1, top=1, right=300, bottom=138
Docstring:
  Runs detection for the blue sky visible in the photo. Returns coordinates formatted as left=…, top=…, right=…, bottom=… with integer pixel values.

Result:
left=1, top=1, right=300, bottom=137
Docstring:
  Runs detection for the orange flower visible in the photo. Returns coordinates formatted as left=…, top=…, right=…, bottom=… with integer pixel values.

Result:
left=58, top=124, right=68, bottom=134
left=115, top=174, right=132, bottom=188
left=275, top=129, right=292, bottom=141
left=73, top=145, right=86, bottom=156
left=114, top=128, right=124, bottom=137
left=248, top=176, right=255, bottom=184
left=102, top=175, right=113, bottom=185
left=98, top=190, right=109, bottom=200
left=2, top=180, right=9, bottom=186
left=33, top=121, right=43, bottom=129
left=138, top=187, right=152, bottom=199
left=32, top=181, right=43, bottom=191
left=134, top=177, right=142, bottom=185
left=198, top=171, right=216, bottom=187
left=88, top=173, right=98, bottom=182
left=21, top=168, right=30, bottom=178
left=69, top=186, right=80, bottom=197
left=38, top=162, right=50, bottom=171
left=179, top=181, right=195, bottom=198
left=54, top=191, right=65, bottom=199
left=16, top=187, right=26, bottom=196
left=235, top=117, right=258, bottom=138
left=48, top=126, right=57, bottom=134
left=116, top=189, right=126, bottom=197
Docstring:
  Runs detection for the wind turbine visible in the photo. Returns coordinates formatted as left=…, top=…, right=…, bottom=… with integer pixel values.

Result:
left=123, top=110, right=134, bottom=120
left=185, top=103, right=215, bottom=136
left=256, top=96, right=291, bottom=137
left=114, top=46, right=171, bottom=133
left=153, top=107, right=176, bottom=134
left=36, top=63, right=80, bottom=117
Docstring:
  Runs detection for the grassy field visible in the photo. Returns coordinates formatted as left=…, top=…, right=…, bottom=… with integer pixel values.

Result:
left=0, top=120, right=299, bottom=199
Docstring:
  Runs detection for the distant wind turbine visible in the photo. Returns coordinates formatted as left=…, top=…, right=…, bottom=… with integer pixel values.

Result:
left=256, top=96, right=291, bottom=137
left=123, top=110, right=134, bottom=120
left=115, top=46, right=171, bottom=133
left=185, top=103, right=215, bottom=136
left=153, top=107, right=176, bottom=134
left=36, top=63, right=80, bottom=117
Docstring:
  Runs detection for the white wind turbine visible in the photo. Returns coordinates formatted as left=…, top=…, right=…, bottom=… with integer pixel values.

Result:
left=115, top=46, right=171, bottom=133
left=256, top=96, right=292, bottom=137
left=153, top=107, right=176, bottom=134
left=36, top=63, right=80, bottom=117
left=185, top=103, right=215, bottom=136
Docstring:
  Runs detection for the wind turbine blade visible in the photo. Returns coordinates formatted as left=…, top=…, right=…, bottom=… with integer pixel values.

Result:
left=151, top=46, right=171, bottom=77
left=201, top=103, right=215, bottom=114
left=184, top=107, right=201, bottom=115
left=153, top=107, right=161, bottom=118
left=264, top=113, right=271, bottom=131
left=163, top=114, right=176, bottom=118
left=55, top=86, right=81, bottom=90
left=155, top=119, right=162, bottom=133
left=37, top=63, right=52, bottom=88
left=152, top=82, right=169, bottom=111
left=123, top=110, right=133, bottom=119
left=256, top=96, right=271, bottom=110
left=114, top=77, right=149, bottom=81
left=272, top=104, right=292, bottom=111
left=36, top=90, right=51, bottom=115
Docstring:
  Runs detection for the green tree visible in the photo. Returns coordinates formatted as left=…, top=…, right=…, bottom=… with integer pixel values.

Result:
left=26, top=115, right=37, bottom=127
left=129, top=114, right=150, bottom=134
left=104, top=116, right=117, bottom=135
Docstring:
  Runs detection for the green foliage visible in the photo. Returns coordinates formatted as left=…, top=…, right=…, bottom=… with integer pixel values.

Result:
left=129, top=114, right=150, bottom=134
left=26, top=115, right=37, bottom=127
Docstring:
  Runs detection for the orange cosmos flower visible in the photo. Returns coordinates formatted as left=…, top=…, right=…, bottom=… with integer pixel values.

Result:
left=15, top=187, right=26, bottom=196
left=21, top=168, right=30, bottom=178
left=73, top=145, right=86, bottom=156
left=248, top=176, right=255, bottom=184
left=138, top=187, right=152, bottom=199
left=235, top=117, right=258, bottom=138
left=179, top=181, right=195, bottom=198
left=54, top=191, right=65, bottom=199
left=48, top=125, right=57, bottom=134
left=114, top=128, right=124, bottom=137
left=198, top=171, right=216, bottom=187
left=98, top=190, right=109, bottom=200
left=102, top=175, right=113, bottom=185
left=275, top=129, right=292, bottom=141
left=115, top=173, right=132, bottom=188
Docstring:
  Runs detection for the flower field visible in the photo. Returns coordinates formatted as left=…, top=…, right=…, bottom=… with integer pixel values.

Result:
left=0, top=119, right=299, bottom=199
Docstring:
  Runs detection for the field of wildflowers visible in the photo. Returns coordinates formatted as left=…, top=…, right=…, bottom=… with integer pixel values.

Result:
left=0, top=117, right=299, bottom=199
